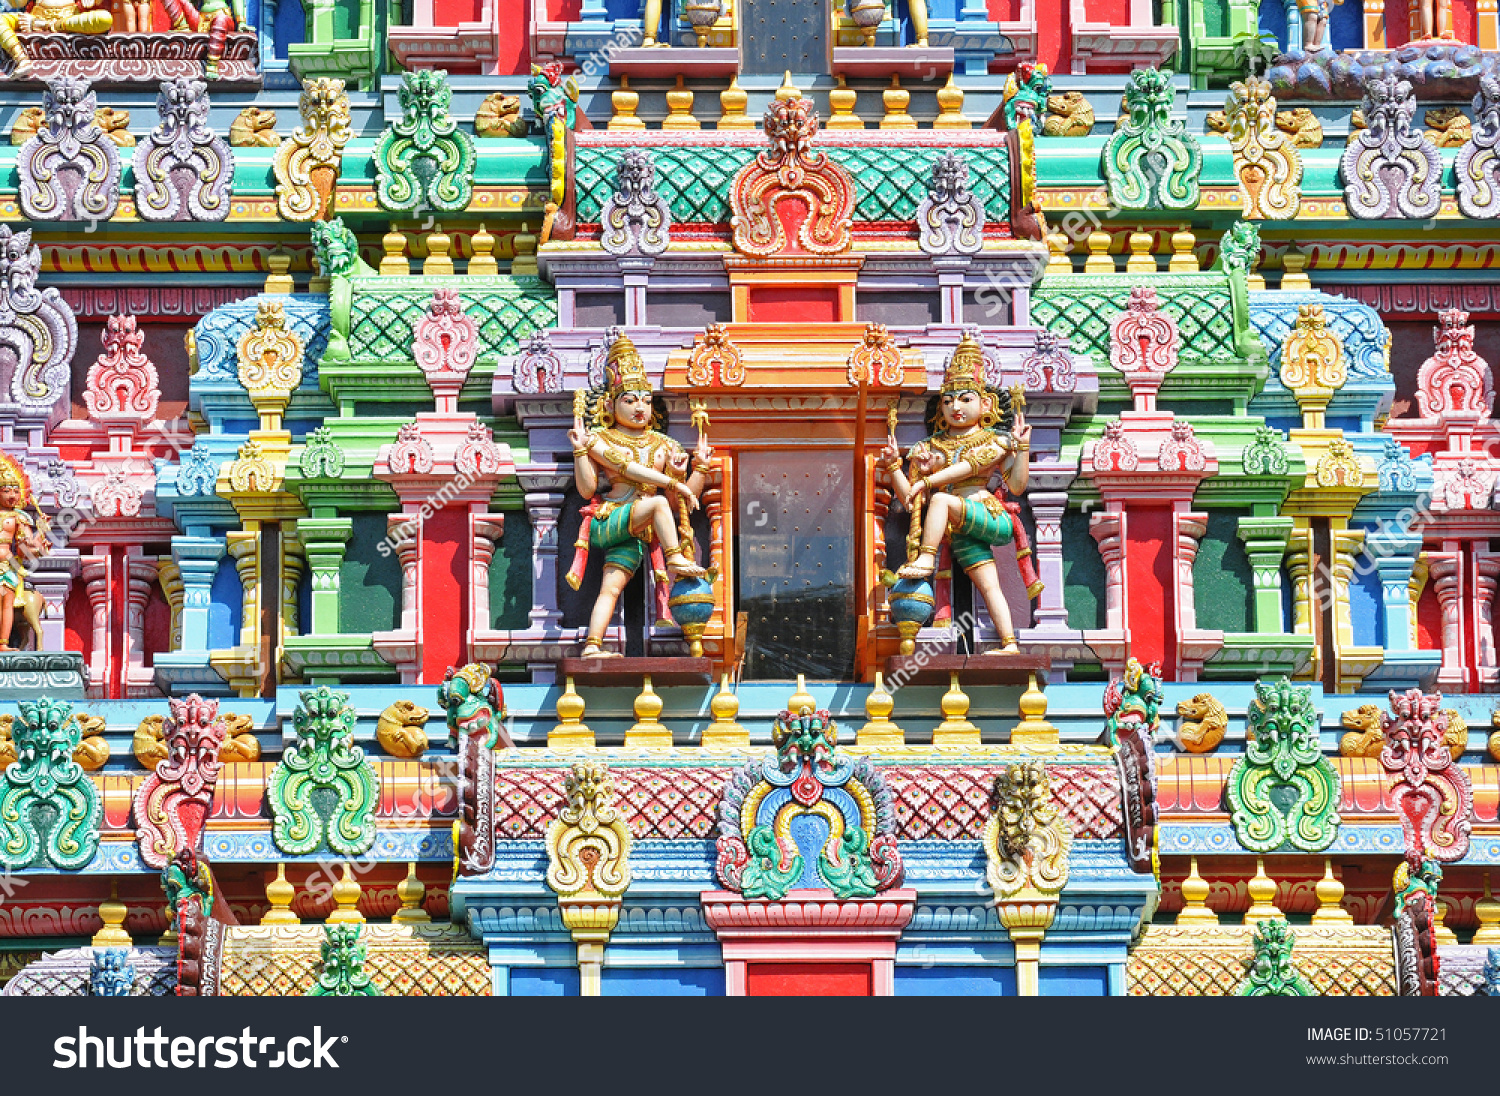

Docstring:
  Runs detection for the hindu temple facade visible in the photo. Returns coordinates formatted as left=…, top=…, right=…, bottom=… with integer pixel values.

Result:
left=0, top=0, right=1497, bottom=998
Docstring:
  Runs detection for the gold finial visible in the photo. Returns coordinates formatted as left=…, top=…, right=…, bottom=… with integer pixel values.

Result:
left=662, top=75, right=700, bottom=131
left=880, top=74, right=916, bottom=129
left=550, top=675, right=593, bottom=749
left=826, top=75, right=863, bottom=130
left=264, top=247, right=294, bottom=294
left=932, top=72, right=970, bottom=129
left=261, top=862, right=300, bottom=924
left=422, top=224, right=454, bottom=276
left=1168, top=226, right=1198, bottom=272
left=702, top=673, right=750, bottom=748
left=1473, top=873, right=1500, bottom=945
left=1125, top=230, right=1155, bottom=274
left=1433, top=896, right=1459, bottom=945
left=308, top=252, right=330, bottom=295
left=787, top=673, right=816, bottom=716
left=1311, top=859, right=1353, bottom=924
left=327, top=863, right=365, bottom=923
left=468, top=223, right=499, bottom=276
left=610, top=75, right=646, bottom=131
left=1176, top=857, right=1219, bottom=924
left=158, top=902, right=177, bottom=947
left=625, top=675, right=672, bottom=748
left=393, top=862, right=431, bottom=923
left=1084, top=230, right=1114, bottom=274
left=380, top=224, right=408, bottom=276
left=857, top=671, right=903, bottom=747
left=1242, top=858, right=1282, bottom=926
left=774, top=71, right=801, bottom=102
left=1010, top=671, right=1059, bottom=745
left=933, top=671, right=980, bottom=746
left=718, top=76, right=755, bottom=130
left=512, top=222, right=539, bottom=278
left=1044, top=230, right=1072, bottom=276
left=92, top=880, right=132, bottom=948
left=1281, top=248, right=1311, bottom=289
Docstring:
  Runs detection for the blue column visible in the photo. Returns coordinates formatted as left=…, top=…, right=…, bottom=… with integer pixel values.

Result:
left=173, top=536, right=226, bottom=655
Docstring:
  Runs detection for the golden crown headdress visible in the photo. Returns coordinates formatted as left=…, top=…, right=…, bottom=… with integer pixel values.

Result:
left=0, top=452, right=33, bottom=509
left=942, top=332, right=990, bottom=396
left=605, top=332, right=651, bottom=396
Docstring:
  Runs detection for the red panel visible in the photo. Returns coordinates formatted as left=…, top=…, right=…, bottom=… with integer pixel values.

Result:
left=420, top=507, right=470, bottom=684
left=746, top=287, right=839, bottom=323
left=1417, top=581, right=1442, bottom=651
left=496, top=0, right=531, bottom=73
left=143, top=582, right=171, bottom=667
left=1386, top=0, right=1473, bottom=42
left=433, top=0, right=483, bottom=24
left=1123, top=506, right=1173, bottom=676
left=745, top=963, right=873, bottom=996
left=65, top=579, right=90, bottom=660
left=549, top=0, right=581, bottom=20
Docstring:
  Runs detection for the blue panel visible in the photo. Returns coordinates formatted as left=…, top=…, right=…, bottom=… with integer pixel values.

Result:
left=1349, top=555, right=1382, bottom=646
left=606, top=0, right=640, bottom=21
left=273, top=0, right=306, bottom=58
left=1329, top=0, right=1361, bottom=50
left=208, top=558, right=242, bottom=651
left=1258, top=0, right=1288, bottom=47
left=1039, top=966, right=1109, bottom=996
left=511, top=968, right=579, bottom=996
left=896, top=966, right=1014, bottom=996
left=600, top=968, right=725, bottom=996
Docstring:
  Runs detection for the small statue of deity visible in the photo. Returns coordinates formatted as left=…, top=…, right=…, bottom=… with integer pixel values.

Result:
left=0, top=454, right=49, bottom=650
left=566, top=333, right=710, bottom=658
left=883, top=333, right=1035, bottom=652
left=161, top=0, right=242, bottom=78
left=1300, top=0, right=1342, bottom=51
left=0, top=0, right=111, bottom=77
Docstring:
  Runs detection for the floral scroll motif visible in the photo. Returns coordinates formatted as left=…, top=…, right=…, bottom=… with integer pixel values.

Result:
left=1456, top=75, right=1500, bottom=219
left=515, top=331, right=564, bottom=394
left=1020, top=330, right=1075, bottom=393
left=1226, top=76, right=1301, bottom=220
left=309, top=924, right=380, bottom=996
left=1414, top=308, right=1494, bottom=418
left=267, top=687, right=379, bottom=857
left=600, top=149, right=670, bottom=257
left=1103, top=68, right=1201, bottom=211
left=915, top=151, right=984, bottom=256
left=1237, top=920, right=1315, bottom=996
left=84, top=314, right=159, bottom=421
left=1226, top=677, right=1341, bottom=854
left=0, top=226, right=77, bottom=415
left=983, top=762, right=1071, bottom=901
left=846, top=323, right=904, bottom=387
left=1241, top=426, right=1290, bottom=476
left=0, top=699, right=101, bottom=870
left=686, top=324, right=745, bottom=388
left=132, top=694, right=228, bottom=870
left=19, top=77, right=120, bottom=223
left=374, top=70, right=476, bottom=216
left=1341, top=75, right=1441, bottom=220
left=729, top=97, right=855, bottom=257
left=546, top=761, right=632, bottom=902
left=133, top=77, right=234, bottom=223
left=298, top=426, right=347, bottom=480
left=1380, top=690, right=1472, bottom=863
left=273, top=78, right=352, bottom=223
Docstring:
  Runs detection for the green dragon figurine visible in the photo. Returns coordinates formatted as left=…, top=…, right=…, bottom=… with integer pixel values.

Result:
left=1226, top=677, right=1341, bottom=853
left=268, top=686, right=380, bottom=857
left=1237, top=919, right=1316, bottom=996
left=309, top=923, right=381, bottom=996
left=0, top=698, right=101, bottom=870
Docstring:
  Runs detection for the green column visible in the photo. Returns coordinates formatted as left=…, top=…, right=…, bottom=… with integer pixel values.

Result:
left=297, top=518, right=354, bottom=635
left=1237, top=516, right=1294, bottom=635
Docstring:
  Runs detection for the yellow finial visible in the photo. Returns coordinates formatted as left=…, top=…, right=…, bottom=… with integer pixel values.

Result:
left=610, top=75, right=646, bottom=131
left=468, top=223, right=499, bottom=276
left=550, top=675, right=593, bottom=749
left=662, top=75, right=700, bottom=130
left=933, top=72, right=970, bottom=129
left=775, top=71, right=801, bottom=102
left=880, top=74, right=916, bottom=129
left=1242, top=858, right=1282, bottom=926
left=422, top=223, right=454, bottom=276
left=261, top=862, right=300, bottom=924
left=1084, top=230, right=1114, bottom=274
left=857, top=671, right=903, bottom=747
left=1176, top=857, right=1219, bottom=924
left=393, top=862, right=431, bottom=923
left=1311, top=859, right=1353, bottom=924
left=1281, top=249, right=1311, bottom=289
left=264, top=247, right=294, bottom=294
left=326, top=863, right=365, bottom=923
left=787, top=673, right=816, bottom=716
left=1125, top=230, right=1155, bottom=274
left=718, top=76, right=755, bottom=130
left=1011, top=671, right=1059, bottom=745
left=703, top=673, right=750, bottom=748
left=826, top=75, right=863, bottom=130
left=380, top=224, right=408, bottom=276
left=512, top=222, right=539, bottom=277
left=625, top=675, right=672, bottom=748
left=933, top=671, right=980, bottom=746
left=1433, top=896, right=1459, bottom=945
left=92, top=880, right=133, bottom=948
left=1045, top=230, right=1072, bottom=276
left=1474, top=873, right=1500, bottom=945
left=1168, top=226, right=1198, bottom=272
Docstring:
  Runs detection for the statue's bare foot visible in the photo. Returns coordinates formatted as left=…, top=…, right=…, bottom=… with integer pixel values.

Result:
left=579, top=644, right=619, bottom=659
left=984, top=642, right=1021, bottom=655
left=897, top=551, right=938, bottom=580
left=667, top=555, right=707, bottom=580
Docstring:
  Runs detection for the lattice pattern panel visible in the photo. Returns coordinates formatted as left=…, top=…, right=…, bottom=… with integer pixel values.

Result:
left=365, top=946, right=491, bottom=996
left=1033, top=283, right=1240, bottom=367
left=495, top=768, right=568, bottom=840
left=1128, top=948, right=1248, bottom=995
left=1302, top=951, right=1395, bottom=996
left=2, top=948, right=177, bottom=996
left=192, top=296, right=331, bottom=383
left=346, top=285, right=556, bottom=364
left=885, top=764, right=1121, bottom=841
left=574, top=145, right=1010, bottom=225
left=496, top=767, right=727, bottom=840
left=1250, top=295, right=1390, bottom=385
left=220, top=931, right=319, bottom=995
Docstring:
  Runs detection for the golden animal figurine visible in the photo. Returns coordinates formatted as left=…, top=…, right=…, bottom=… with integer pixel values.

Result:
left=1440, top=709, right=1467, bottom=761
left=1345, top=107, right=1367, bottom=144
left=376, top=700, right=429, bottom=758
left=0, top=713, right=13, bottom=768
left=1490, top=709, right=1500, bottom=763
left=93, top=106, right=133, bottom=147
left=567, top=333, right=710, bottom=658
left=7, top=104, right=40, bottom=144
left=1044, top=91, right=1094, bottom=137
left=1425, top=106, right=1472, bottom=147
left=0, top=0, right=112, bottom=76
left=1339, top=703, right=1384, bottom=756
left=133, top=713, right=167, bottom=768
left=72, top=713, right=109, bottom=770
left=229, top=106, right=279, bottom=147
left=218, top=712, right=260, bottom=761
left=885, top=332, right=1036, bottom=652
left=1175, top=694, right=1228, bottom=753
left=474, top=92, right=527, bottom=138
left=0, top=454, right=49, bottom=651
left=1275, top=108, right=1323, bottom=148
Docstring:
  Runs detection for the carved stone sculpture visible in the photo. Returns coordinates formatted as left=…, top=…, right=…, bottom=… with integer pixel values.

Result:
left=1458, top=76, right=1500, bottom=219
left=730, top=96, right=854, bottom=257
left=1227, top=76, right=1301, bottom=220
left=18, top=76, right=119, bottom=221
left=916, top=150, right=984, bottom=256
left=1380, top=689, right=1472, bottom=862
left=1341, top=75, right=1441, bottom=220
left=132, top=694, right=227, bottom=869
left=228, top=105, right=277, bottom=147
left=273, top=77, right=351, bottom=223
left=374, top=69, right=475, bottom=216
left=600, top=149, right=670, bottom=257
left=133, top=77, right=233, bottom=222
left=0, top=698, right=101, bottom=869
left=0, top=225, right=77, bottom=416
left=1103, top=68, right=1201, bottom=211
left=1227, top=677, right=1341, bottom=853
left=1101, top=658, right=1161, bottom=873
left=1415, top=308, right=1493, bottom=418
left=267, top=686, right=379, bottom=857
left=474, top=91, right=526, bottom=138
left=0, top=0, right=110, bottom=78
